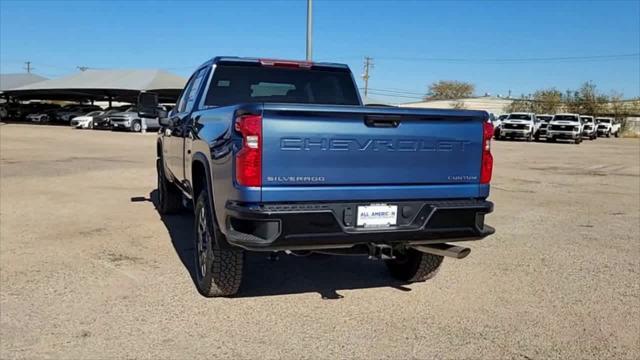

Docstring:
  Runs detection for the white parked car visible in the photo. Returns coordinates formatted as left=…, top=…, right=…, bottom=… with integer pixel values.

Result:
left=496, top=112, right=538, bottom=141
left=580, top=116, right=597, bottom=140
left=547, top=113, right=583, bottom=144
left=70, top=111, right=104, bottom=129
left=595, top=117, right=621, bottom=137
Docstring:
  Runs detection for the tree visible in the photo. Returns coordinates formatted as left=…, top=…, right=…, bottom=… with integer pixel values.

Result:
left=504, top=96, right=534, bottom=113
left=531, top=89, right=563, bottom=114
left=566, top=81, right=609, bottom=116
left=425, top=80, right=475, bottom=100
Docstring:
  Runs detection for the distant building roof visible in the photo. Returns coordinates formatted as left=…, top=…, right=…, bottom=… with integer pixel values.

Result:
left=4, top=69, right=186, bottom=102
left=362, top=96, right=392, bottom=106
left=0, top=73, right=48, bottom=91
left=399, top=96, right=514, bottom=114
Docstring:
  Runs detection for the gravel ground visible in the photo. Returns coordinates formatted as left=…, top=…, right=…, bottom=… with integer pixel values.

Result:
left=1, top=124, right=639, bottom=359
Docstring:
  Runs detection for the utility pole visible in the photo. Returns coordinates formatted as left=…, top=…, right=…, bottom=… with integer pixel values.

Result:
left=24, top=61, right=33, bottom=73
left=362, top=57, right=374, bottom=98
left=306, top=0, right=313, bottom=61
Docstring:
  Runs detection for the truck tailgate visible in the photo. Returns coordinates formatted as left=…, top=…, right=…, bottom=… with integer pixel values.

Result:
left=259, top=104, right=488, bottom=201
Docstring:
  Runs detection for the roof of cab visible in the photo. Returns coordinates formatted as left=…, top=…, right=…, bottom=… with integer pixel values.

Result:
left=196, top=56, right=349, bottom=70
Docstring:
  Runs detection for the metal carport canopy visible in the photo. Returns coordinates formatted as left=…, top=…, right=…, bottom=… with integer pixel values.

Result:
left=3, top=69, right=187, bottom=103
left=0, top=73, right=49, bottom=92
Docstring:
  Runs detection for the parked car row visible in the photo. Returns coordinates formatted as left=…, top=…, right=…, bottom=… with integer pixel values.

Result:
left=493, top=112, right=621, bottom=144
left=0, top=102, right=172, bottom=132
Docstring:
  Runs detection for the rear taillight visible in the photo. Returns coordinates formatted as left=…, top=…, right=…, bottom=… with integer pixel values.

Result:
left=480, top=121, right=494, bottom=184
left=235, top=114, right=262, bottom=187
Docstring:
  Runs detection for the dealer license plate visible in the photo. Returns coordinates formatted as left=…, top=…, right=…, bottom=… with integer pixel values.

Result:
left=357, top=204, right=398, bottom=228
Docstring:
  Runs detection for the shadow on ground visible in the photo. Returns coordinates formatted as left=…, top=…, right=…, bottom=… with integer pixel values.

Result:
left=131, top=190, right=413, bottom=299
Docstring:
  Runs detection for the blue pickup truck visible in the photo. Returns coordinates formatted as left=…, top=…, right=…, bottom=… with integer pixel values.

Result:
left=138, top=57, right=495, bottom=297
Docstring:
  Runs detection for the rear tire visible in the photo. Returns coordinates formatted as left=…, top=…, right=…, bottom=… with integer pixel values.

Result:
left=156, top=158, right=183, bottom=214
left=386, top=248, right=444, bottom=282
left=575, top=137, right=582, bottom=144
left=614, top=131, right=619, bottom=138
left=194, top=191, right=244, bottom=297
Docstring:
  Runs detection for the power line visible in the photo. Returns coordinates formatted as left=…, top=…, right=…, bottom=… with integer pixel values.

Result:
left=365, top=87, right=424, bottom=96
left=378, top=53, right=640, bottom=64
left=330, top=52, right=640, bottom=64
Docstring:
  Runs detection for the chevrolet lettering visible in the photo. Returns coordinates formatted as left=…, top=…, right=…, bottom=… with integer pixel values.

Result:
left=280, top=138, right=472, bottom=152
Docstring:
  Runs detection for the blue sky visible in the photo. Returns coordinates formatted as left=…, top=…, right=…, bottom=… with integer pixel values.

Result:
left=1, top=0, right=639, bottom=103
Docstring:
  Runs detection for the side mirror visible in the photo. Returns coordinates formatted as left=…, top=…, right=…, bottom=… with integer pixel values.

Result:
left=138, top=92, right=159, bottom=118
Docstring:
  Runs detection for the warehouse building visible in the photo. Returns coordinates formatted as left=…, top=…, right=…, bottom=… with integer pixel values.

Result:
left=399, top=96, right=513, bottom=115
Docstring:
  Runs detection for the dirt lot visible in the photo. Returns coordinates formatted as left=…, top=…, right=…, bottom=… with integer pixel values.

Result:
left=1, top=123, right=639, bottom=359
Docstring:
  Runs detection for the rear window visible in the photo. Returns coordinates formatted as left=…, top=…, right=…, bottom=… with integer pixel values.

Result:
left=204, top=64, right=360, bottom=107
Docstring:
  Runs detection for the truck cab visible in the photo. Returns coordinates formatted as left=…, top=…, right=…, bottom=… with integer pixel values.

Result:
left=547, top=113, right=583, bottom=144
left=535, top=114, right=553, bottom=141
left=595, top=117, right=620, bottom=137
left=497, top=112, right=537, bottom=141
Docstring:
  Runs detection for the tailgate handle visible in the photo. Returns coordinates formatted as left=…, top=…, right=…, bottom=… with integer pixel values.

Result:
left=365, top=116, right=401, bottom=128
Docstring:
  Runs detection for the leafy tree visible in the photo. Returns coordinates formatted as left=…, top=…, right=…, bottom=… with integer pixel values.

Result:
left=566, top=81, right=609, bottom=115
left=425, top=80, right=475, bottom=100
left=503, top=96, right=534, bottom=113
left=531, top=89, right=563, bottom=114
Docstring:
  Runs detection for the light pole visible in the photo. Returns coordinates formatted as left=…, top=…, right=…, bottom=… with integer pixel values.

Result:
left=306, top=0, right=313, bottom=61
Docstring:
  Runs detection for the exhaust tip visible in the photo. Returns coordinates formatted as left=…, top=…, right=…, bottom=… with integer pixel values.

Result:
left=412, top=244, right=471, bottom=259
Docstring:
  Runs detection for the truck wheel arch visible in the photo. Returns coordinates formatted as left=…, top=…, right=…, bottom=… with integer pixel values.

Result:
left=191, top=152, right=217, bottom=225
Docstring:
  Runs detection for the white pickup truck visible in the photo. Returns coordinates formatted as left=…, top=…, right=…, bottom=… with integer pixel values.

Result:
left=493, top=114, right=508, bottom=138
left=535, top=114, right=553, bottom=141
left=497, top=112, right=538, bottom=141
left=580, top=116, right=598, bottom=140
left=547, top=113, right=583, bottom=144
left=595, top=117, right=621, bottom=137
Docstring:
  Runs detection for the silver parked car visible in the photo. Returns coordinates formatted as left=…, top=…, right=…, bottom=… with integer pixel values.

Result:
left=109, top=106, right=167, bottom=132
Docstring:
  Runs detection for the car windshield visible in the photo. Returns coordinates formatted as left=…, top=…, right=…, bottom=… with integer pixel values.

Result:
left=554, top=115, right=578, bottom=121
left=498, top=115, right=508, bottom=120
left=508, top=114, right=531, bottom=120
left=537, top=116, right=552, bottom=121
left=581, top=117, right=594, bottom=123
left=86, top=111, right=102, bottom=116
left=596, top=118, right=611, bottom=123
